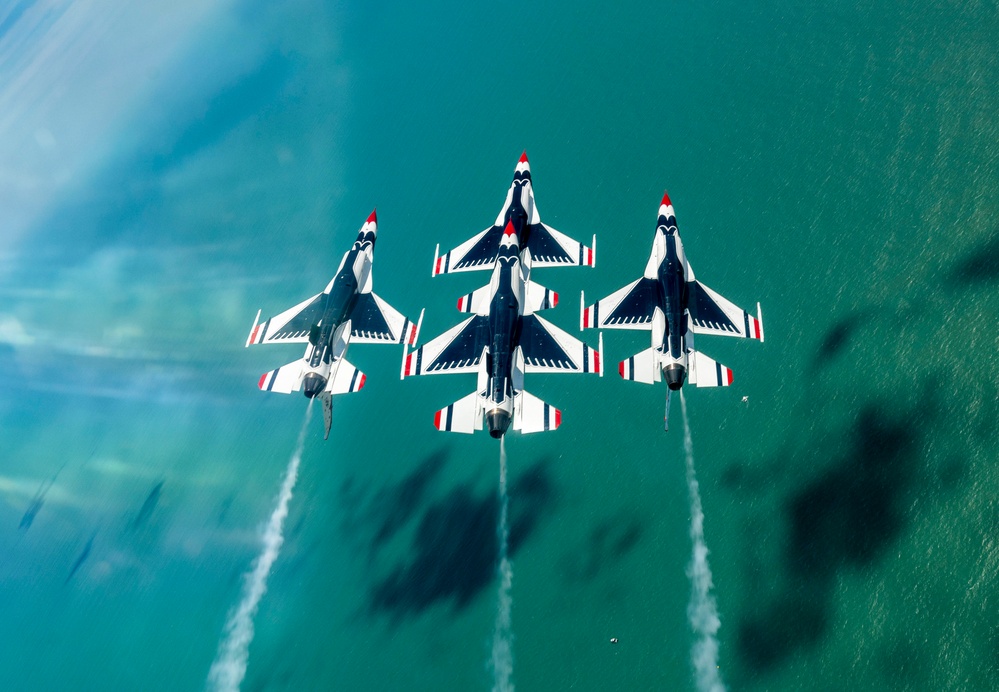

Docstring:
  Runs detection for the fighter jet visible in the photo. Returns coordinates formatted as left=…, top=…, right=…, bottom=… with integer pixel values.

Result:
left=246, top=210, right=423, bottom=438
left=581, top=192, right=763, bottom=430
left=403, top=222, right=603, bottom=438
left=431, top=152, right=595, bottom=276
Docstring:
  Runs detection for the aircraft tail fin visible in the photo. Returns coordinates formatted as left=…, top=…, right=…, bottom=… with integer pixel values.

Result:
left=688, top=349, right=733, bottom=387
left=513, top=390, right=561, bottom=433
left=433, top=391, right=482, bottom=434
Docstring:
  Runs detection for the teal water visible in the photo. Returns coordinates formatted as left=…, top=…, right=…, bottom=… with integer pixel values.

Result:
left=2, top=1, right=999, bottom=690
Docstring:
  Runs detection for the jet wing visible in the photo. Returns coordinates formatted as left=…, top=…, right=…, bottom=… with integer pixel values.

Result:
left=525, top=223, right=595, bottom=268
left=350, top=292, right=419, bottom=345
left=432, top=226, right=505, bottom=275
left=581, top=278, right=660, bottom=330
left=688, top=281, right=764, bottom=341
left=402, top=316, right=489, bottom=376
left=519, top=314, right=602, bottom=374
left=246, top=293, right=324, bottom=346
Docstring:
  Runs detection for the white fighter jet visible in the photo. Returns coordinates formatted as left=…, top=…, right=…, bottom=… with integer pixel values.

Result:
left=431, top=152, right=595, bottom=276
left=404, top=222, right=602, bottom=438
left=246, top=210, right=423, bottom=438
left=581, top=192, right=763, bottom=430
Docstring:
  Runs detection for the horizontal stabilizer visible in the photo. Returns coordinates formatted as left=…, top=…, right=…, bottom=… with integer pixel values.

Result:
left=258, top=360, right=305, bottom=394
left=618, top=347, right=662, bottom=385
left=327, top=358, right=366, bottom=394
left=434, top=391, right=482, bottom=434
left=688, top=350, right=733, bottom=387
left=526, top=281, right=558, bottom=311
left=456, top=285, right=492, bottom=314
left=514, top=390, right=561, bottom=433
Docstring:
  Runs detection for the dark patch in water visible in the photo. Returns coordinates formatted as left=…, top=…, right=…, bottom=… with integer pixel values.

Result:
left=368, top=461, right=554, bottom=619
left=738, top=594, right=827, bottom=672
left=737, top=402, right=924, bottom=673
left=19, top=462, right=67, bottom=531
left=786, top=406, right=915, bottom=577
left=65, top=532, right=97, bottom=584
left=811, top=308, right=875, bottom=370
left=19, top=495, right=44, bottom=531
left=130, top=480, right=164, bottom=530
left=950, top=234, right=999, bottom=284
left=369, top=451, right=448, bottom=549
left=559, top=513, right=644, bottom=583
left=337, top=450, right=449, bottom=559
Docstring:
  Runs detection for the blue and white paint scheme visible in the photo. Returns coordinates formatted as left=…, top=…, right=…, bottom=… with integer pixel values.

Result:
left=405, top=222, right=602, bottom=439
left=246, top=210, right=423, bottom=438
left=431, top=152, right=595, bottom=276
left=581, top=192, right=763, bottom=431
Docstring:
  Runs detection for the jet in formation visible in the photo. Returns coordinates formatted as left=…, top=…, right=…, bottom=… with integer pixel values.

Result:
left=431, top=152, right=595, bottom=276
left=403, top=222, right=603, bottom=438
left=246, top=210, right=422, bottom=438
left=581, top=192, right=763, bottom=430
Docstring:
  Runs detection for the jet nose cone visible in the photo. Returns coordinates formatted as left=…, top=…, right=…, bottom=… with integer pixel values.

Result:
left=486, top=409, right=512, bottom=439
left=660, top=191, right=672, bottom=207
left=366, top=208, right=377, bottom=224
left=664, top=364, right=685, bottom=391
left=514, top=152, right=532, bottom=181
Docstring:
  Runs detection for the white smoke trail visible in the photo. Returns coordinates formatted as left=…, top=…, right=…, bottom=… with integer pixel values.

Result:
left=490, top=435, right=514, bottom=692
left=207, top=402, right=314, bottom=692
left=679, top=391, right=726, bottom=692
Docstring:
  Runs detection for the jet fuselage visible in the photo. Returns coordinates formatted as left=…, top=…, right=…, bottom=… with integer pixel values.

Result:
left=302, top=229, right=375, bottom=397
left=483, top=246, right=523, bottom=438
left=653, top=209, right=692, bottom=390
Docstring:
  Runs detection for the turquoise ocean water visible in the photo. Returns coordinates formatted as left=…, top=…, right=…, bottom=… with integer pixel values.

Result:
left=2, top=1, right=998, bottom=689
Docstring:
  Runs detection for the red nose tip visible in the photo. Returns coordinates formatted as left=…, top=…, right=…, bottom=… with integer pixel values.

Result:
left=503, top=221, right=516, bottom=236
left=660, top=191, right=672, bottom=207
left=519, top=151, right=528, bottom=164
left=367, top=208, right=377, bottom=223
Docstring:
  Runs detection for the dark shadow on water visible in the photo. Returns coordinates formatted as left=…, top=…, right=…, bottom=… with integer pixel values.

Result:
left=950, top=234, right=999, bottom=284
left=558, top=512, right=644, bottom=583
left=737, top=401, right=925, bottom=673
left=129, top=480, right=164, bottom=531
left=786, top=405, right=915, bottom=577
left=369, top=451, right=449, bottom=549
left=368, top=460, right=555, bottom=620
left=811, top=309, right=873, bottom=368
left=65, top=531, right=98, bottom=584
left=337, top=450, right=449, bottom=560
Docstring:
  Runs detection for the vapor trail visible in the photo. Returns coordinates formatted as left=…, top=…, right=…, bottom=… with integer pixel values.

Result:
left=490, top=435, right=514, bottom=692
left=679, top=391, right=726, bottom=692
left=207, top=402, right=313, bottom=692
